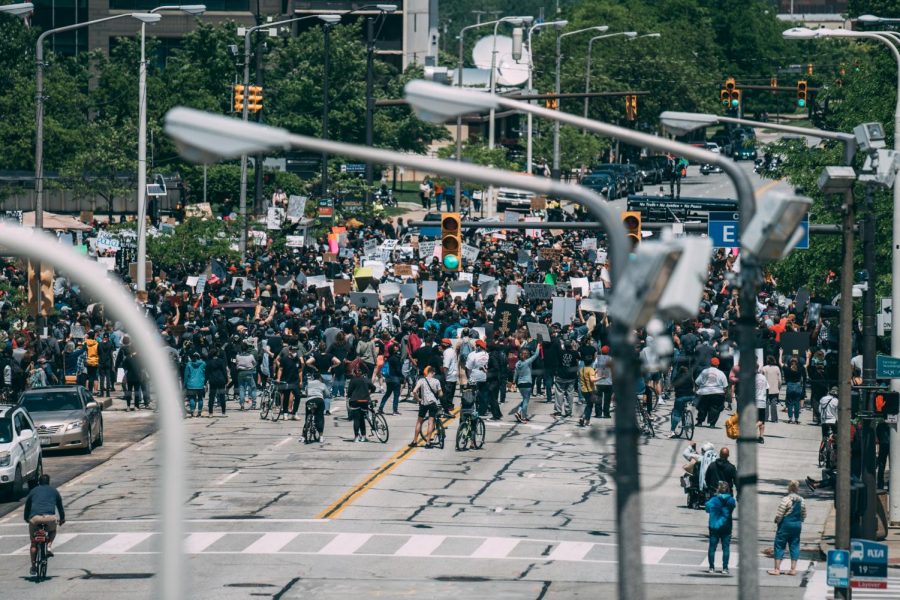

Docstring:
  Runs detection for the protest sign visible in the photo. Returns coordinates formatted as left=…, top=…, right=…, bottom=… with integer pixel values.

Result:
left=526, top=322, right=551, bottom=342
left=266, top=207, right=285, bottom=230
left=461, top=243, right=479, bottom=264
left=494, top=303, right=519, bottom=336
left=287, top=195, right=307, bottom=222
left=286, top=235, right=304, bottom=248
left=570, top=277, right=590, bottom=297
left=524, top=283, right=554, bottom=300
left=399, top=283, right=418, bottom=299
left=333, top=279, right=353, bottom=295
left=552, top=297, right=578, bottom=325
left=394, top=264, right=414, bottom=278
left=349, top=292, right=379, bottom=309
left=506, top=284, right=522, bottom=304
left=422, top=281, right=438, bottom=301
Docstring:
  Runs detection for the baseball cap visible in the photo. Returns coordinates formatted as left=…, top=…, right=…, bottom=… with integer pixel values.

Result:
left=475, top=339, right=486, bottom=349
left=711, top=357, right=720, bottom=366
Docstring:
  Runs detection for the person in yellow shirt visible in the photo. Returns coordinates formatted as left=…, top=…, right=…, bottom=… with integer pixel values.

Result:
left=83, top=330, right=100, bottom=394
left=578, top=362, right=600, bottom=427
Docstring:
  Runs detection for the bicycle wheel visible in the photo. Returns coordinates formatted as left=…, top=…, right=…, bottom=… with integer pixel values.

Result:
left=370, top=412, right=390, bottom=443
left=818, top=441, right=826, bottom=468
left=682, top=410, right=694, bottom=440
left=434, top=420, right=445, bottom=450
left=473, top=417, right=485, bottom=449
left=37, top=544, right=47, bottom=580
left=270, top=397, right=284, bottom=422
left=641, top=409, right=656, bottom=438
left=259, top=393, right=271, bottom=420
left=455, top=421, right=471, bottom=451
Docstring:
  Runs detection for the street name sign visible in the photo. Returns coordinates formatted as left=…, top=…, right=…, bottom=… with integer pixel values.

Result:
left=707, top=211, right=809, bottom=250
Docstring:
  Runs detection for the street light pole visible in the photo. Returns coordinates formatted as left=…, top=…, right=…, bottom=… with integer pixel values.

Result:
left=488, top=16, right=532, bottom=149
left=583, top=31, right=637, bottom=121
left=321, top=22, right=332, bottom=199
left=525, top=19, right=567, bottom=175
left=34, top=12, right=155, bottom=328
left=364, top=15, right=376, bottom=200
left=552, top=25, right=607, bottom=179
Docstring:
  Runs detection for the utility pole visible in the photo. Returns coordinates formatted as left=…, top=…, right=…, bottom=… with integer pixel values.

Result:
left=861, top=182, right=879, bottom=541
left=321, top=23, right=331, bottom=198
left=365, top=16, right=376, bottom=202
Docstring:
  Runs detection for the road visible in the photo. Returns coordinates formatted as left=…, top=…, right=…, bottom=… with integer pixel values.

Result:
left=0, top=165, right=858, bottom=599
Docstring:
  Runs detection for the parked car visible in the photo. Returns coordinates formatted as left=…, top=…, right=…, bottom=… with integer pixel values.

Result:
left=580, top=173, right=617, bottom=198
left=621, top=164, right=644, bottom=192
left=0, top=404, right=43, bottom=500
left=18, top=386, right=103, bottom=454
left=700, top=163, right=724, bottom=175
left=704, top=142, right=721, bottom=154
left=496, top=187, right=535, bottom=210
left=637, top=157, right=663, bottom=185
left=589, top=165, right=628, bottom=198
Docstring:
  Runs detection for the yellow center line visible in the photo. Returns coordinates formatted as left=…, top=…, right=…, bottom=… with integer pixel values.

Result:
left=754, top=177, right=784, bottom=198
left=317, top=408, right=460, bottom=520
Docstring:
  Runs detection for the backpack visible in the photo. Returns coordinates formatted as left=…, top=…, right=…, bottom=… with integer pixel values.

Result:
left=380, top=361, right=390, bottom=377
left=459, top=339, right=474, bottom=364
left=29, top=369, right=45, bottom=389
left=406, top=332, right=422, bottom=355
left=725, top=413, right=739, bottom=440
left=682, top=333, right=699, bottom=356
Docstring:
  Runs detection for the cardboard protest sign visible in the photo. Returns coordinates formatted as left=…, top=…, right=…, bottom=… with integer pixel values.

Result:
left=530, top=196, right=547, bottom=210
left=287, top=195, right=307, bottom=221
left=364, top=239, right=378, bottom=257
left=458, top=272, right=473, bottom=282
left=316, top=285, right=334, bottom=306
left=266, top=207, right=285, bottom=230
left=422, top=280, right=438, bottom=301
left=526, top=322, right=551, bottom=342
left=581, top=238, right=597, bottom=251
left=461, top=243, right=480, bottom=264
left=363, top=260, right=385, bottom=280
left=570, top=277, right=590, bottom=297
left=781, top=331, right=811, bottom=358
left=399, top=283, right=418, bottom=299
left=394, top=264, right=414, bottom=278
left=480, top=279, right=499, bottom=299
left=324, top=252, right=338, bottom=263
left=540, top=248, right=562, bottom=262
left=449, top=280, right=472, bottom=299
left=306, top=274, right=327, bottom=288
left=379, top=282, right=400, bottom=301
left=286, top=235, right=304, bottom=248
left=552, top=297, right=578, bottom=325
left=524, top=283, right=554, bottom=300
left=494, top=303, right=519, bottom=336
left=580, top=297, right=606, bottom=313
left=326, top=279, right=348, bottom=296
left=185, top=202, right=213, bottom=218
left=419, top=240, right=437, bottom=259
left=506, top=284, right=522, bottom=304
left=349, top=292, right=379, bottom=309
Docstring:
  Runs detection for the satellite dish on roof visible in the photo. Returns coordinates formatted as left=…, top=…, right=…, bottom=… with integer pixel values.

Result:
left=472, top=35, right=531, bottom=87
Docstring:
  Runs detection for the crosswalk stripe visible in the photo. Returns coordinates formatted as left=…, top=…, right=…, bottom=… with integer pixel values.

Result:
left=394, top=535, right=445, bottom=557
left=471, top=537, right=519, bottom=559
left=88, top=532, right=153, bottom=554
left=641, top=546, right=668, bottom=565
left=11, top=532, right=78, bottom=556
left=241, top=532, right=299, bottom=554
left=184, top=532, right=225, bottom=554
left=548, top=541, right=593, bottom=562
left=317, top=533, right=371, bottom=555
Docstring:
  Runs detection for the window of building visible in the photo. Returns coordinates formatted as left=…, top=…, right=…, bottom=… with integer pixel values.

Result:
left=109, top=0, right=250, bottom=10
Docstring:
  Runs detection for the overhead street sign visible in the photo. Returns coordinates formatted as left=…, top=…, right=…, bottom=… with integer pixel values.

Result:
left=707, top=211, right=809, bottom=250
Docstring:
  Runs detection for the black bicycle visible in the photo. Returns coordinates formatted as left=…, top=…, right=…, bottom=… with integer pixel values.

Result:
left=455, top=408, right=485, bottom=451
left=365, top=402, right=390, bottom=443
left=674, top=405, right=695, bottom=440
left=32, top=524, right=50, bottom=581
left=260, top=381, right=285, bottom=422
left=417, top=409, right=446, bottom=449
left=303, top=399, right=321, bottom=444
left=638, top=399, right=656, bottom=438
left=819, top=431, right=836, bottom=469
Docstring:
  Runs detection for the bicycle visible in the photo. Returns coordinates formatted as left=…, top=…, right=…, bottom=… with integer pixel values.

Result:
left=455, top=406, right=485, bottom=451
left=259, top=381, right=285, bottom=422
left=32, top=523, right=50, bottom=581
left=644, top=386, right=660, bottom=413
left=674, top=404, right=695, bottom=440
left=416, top=407, right=445, bottom=449
left=302, top=398, right=321, bottom=444
left=818, top=431, right=836, bottom=470
left=365, top=401, right=390, bottom=443
left=637, top=399, right=656, bottom=438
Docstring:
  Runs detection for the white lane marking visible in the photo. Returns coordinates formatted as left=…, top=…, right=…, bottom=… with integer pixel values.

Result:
left=88, top=532, right=153, bottom=554
left=471, top=537, right=519, bottom=559
left=12, top=533, right=77, bottom=555
left=0, top=518, right=330, bottom=527
left=803, top=569, right=827, bottom=600
left=216, top=470, right=240, bottom=485
left=317, top=533, right=371, bottom=555
left=394, top=535, right=445, bottom=557
left=548, top=541, right=593, bottom=562
left=241, top=532, right=300, bottom=554
left=275, top=437, right=293, bottom=448
left=642, top=546, right=668, bottom=565
left=184, top=532, right=225, bottom=553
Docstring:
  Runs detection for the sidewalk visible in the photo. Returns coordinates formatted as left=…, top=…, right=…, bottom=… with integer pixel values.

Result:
left=818, top=500, right=900, bottom=567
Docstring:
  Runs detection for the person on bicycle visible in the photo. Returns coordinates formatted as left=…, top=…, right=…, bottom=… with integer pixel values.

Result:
left=24, top=474, right=65, bottom=576
left=347, top=361, right=375, bottom=442
left=276, top=345, right=302, bottom=420
left=667, top=364, right=695, bottom=438
left=302, top=369, right=331, bottom=444
left=819, top=387, right=838, bottom=440
left=410, top=366, right=442, bottom=447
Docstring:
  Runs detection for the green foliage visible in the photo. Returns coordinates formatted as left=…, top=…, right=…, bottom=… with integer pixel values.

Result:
left=146, top=217, right=240, bottom=269
left=532, top=125, right=608, bottom=172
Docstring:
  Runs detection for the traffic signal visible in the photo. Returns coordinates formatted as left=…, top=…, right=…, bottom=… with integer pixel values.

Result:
left=720, top=87, right=730, bottom=107
left=545, top=96, right=558, bottom=110
left=807, top=63, right=814, bottom=75
left=621, top=210, right=641, bottom=249
left=625, top=95, right=637, bottom=121
left=247, top=85, right=263, bottom=112
left=797, top=80, right=807, bottom=108
left=233, top=83, right=245, bottom=112
left=441, top=212, right=461, bottom=272
left=874, top=391, right=899, bottom=416
left=731, top=89, right=741, bottom=108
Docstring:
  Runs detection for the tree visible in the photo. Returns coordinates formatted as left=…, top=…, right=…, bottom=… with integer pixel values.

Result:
left=146, top=217, right=240, bottom=270
left=532, top=125, right=608, bottom=173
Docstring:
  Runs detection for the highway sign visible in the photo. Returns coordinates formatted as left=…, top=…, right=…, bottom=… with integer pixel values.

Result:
left=850, top=538, right=888, bottom=589
left=827, top=549, right=850, bottom=588
left=707, top=211, right=809, bottom=250
left=876, top=355, right=900, bottom=379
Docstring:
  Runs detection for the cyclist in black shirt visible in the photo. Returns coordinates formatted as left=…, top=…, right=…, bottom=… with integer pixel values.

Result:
left=276, top=347, right=301, bottom=420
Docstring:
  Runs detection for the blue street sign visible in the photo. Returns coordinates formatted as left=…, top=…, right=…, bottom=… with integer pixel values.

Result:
left=876, top=355, right=900, bottom=379
left=850, top=539, right=888, bottom=589
left=707, top=211, right=809, bottom=250
left=827, top=549, right=850, bottom=588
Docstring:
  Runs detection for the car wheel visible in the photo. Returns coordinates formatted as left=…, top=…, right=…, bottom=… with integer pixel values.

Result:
left=83, top=427, right=93, bottom=455
left=28, top=459, right=42, bottom=490
left=95, top=422, right=104, bottom=447
left=10, top=466, right=24, bottom=500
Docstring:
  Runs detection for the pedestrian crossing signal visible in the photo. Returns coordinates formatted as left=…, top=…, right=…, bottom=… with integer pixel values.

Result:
left=874, top=391, right=899, bottom=416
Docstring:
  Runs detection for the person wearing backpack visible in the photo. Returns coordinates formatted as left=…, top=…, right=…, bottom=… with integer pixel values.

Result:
left=705, top=481, right=736, bottom=574
left=82, top=330, right=100, bottom=393
left=378, top=345, right=403, bottom=415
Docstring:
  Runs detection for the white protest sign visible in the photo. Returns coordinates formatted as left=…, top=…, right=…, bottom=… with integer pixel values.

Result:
left=266, top=207, right=285, bottom=230
left=570, top=277, right=590, bottom=297
left=286, top=235, right=304, bottom=248
left=461, top=243, right=479, bottom=264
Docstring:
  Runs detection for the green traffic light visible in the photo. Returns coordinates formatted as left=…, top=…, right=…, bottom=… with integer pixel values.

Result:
left=443, top=254, right=460, bottom=270
left=798, top=99, right=806, bottom=107
left=731, top=99, right=739, bottom=107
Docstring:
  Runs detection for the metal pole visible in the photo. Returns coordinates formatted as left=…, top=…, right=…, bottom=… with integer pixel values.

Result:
left=321, top=24, right=331, bottom=198
left=526, top=25, right=535, bottom=174
left=136, top=20, right=148, bottom=293
left=0, top=223, right=186, bottom=600
left=455, top=27, right=465, bottom=204
left=862, top=183, right=879, bottom=541
left=583, top=37, right=593, bottom=121
left=552, top=30, right=561, bottom=179
left=253, top=30, right=264, bottom=217
left=238, top=26, right=252, bottom=260
left=365, top=15, right=375, bottom=202
left=488, top=19, right=502, bottom=149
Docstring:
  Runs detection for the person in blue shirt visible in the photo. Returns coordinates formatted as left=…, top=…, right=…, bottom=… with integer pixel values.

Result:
left=705, top=481, right=737, bottom=575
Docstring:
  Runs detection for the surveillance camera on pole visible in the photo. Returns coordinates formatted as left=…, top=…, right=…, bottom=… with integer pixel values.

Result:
left=608, top=241, right=682, bottom=330
left=657, top=236, right=713, bottom=321
left=741, top=192, right=812, bottom=261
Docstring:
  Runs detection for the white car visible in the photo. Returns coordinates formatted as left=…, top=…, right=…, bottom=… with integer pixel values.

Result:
left=0, top=405, right=43, bottom=500
left=496, top=187, right=535, bottom=209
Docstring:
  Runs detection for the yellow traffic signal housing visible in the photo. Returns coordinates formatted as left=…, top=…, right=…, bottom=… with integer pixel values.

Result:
left=797, top=79, right=808, bottom=107
left=234, top=83, right=245, bottom=112
left=731, top=89, right=741, bottom=108
left=621, top=210, right=641, bottom=249
left=724, top=77, right=735, bottom=93
left=625, top=95, right=637, bottom=121
left=544, top=96, right=559, bottom=110
left=440, top=212, right=462, bottom=272
left=248, top=85, right=263, bottom=113
left=720, top=88, right=730, bottom=107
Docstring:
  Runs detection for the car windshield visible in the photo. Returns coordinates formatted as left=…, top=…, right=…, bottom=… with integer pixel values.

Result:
left=21, top=392, right=82, bottom=413
left=0, top=419, right=11, bottom=443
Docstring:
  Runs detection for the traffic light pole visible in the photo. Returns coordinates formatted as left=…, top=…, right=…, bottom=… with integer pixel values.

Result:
left=238, top=24, right=254, bottom=261
left=862, top=182, right=880, bottom=542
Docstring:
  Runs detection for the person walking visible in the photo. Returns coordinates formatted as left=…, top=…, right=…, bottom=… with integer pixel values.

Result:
left=440, top=338, right=458, bottom=413
left=783, top=357, right=805, bottom=424
left=512, top=346, right=540, bottom=423
left=378, top=345, right=403, bottom=415
left=761, top=355, right=782, bottom=423
left=276, top=346, right=302, bottom=420
left=768, top=480, right=806, bottom=576
left=205, top=347, right=229, bottom=416
left=595, top=345, right=613, bottom=418
left=82, top=330, right=100, bottom=393
left=695, top=358, right=728, bottom=427
left=347, top=363, right=375, bottom=442
left=554, top=339, right=579, bottom=418
left=97, top=333, right=115, bottom=397
left=183, top=352, right=206, bottom=418
left=235, top=342, right=258, bottom=410
left=578, top=356, right=600, bottom=427
left=755, top=365, right=769, bottom=443
left=705, top=481, right=736, bottom=575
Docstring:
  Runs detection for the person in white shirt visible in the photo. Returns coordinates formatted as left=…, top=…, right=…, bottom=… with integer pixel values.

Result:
left=755, top=366, right=770, bottom=444
left=440, top=338, right=458, bottom=411
left=465, top=340, right=491, bottom=418
left=695, top=357, right=728, bottom=427
left=818, top=387, right=838, bottom=439
left=760, top=356, right=783, bottom=423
